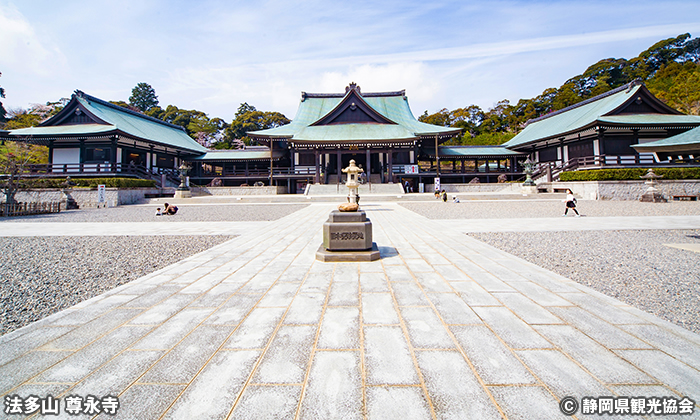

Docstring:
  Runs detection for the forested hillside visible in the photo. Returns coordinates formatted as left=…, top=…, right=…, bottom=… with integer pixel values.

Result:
left=419, top=33, right=700, bottom=146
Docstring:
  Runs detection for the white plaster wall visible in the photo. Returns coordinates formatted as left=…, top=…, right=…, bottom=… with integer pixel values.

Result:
left=52, top=148, right=80, bottom=164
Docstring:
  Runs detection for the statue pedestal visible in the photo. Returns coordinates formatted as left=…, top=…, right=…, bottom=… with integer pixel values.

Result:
left=173, top=189, right=192, bottom=199
left=316, top=210, right=380, bottom=262
left=521, top=185, right=538, bottom=195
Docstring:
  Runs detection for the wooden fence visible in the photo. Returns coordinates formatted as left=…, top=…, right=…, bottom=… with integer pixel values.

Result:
left=0, top=202, right=61, bottom=217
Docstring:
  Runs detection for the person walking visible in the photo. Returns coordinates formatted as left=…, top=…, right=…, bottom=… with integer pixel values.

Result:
left=563, top=189, right=580, bottom=217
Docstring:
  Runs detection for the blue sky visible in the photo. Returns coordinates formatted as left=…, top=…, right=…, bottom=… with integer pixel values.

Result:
left=2, top=0, right=700, bottom=122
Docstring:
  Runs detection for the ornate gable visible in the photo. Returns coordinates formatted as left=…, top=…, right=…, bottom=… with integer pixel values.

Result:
left=608, top=84, right=682, bottom=116
left=41, top=92, right=109, bottom=126
left=311, top=83, right=397, bottom=126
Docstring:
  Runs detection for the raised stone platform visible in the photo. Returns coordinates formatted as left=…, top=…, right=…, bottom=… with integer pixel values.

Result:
left=315, top=242, right=380, bottom=262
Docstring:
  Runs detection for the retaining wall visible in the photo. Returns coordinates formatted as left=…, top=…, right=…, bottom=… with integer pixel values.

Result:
left=191, top=186, right=286, bottom=196
left=547, top=180, right=700, bottom=200
left=2, top=188, right=162, bottom=208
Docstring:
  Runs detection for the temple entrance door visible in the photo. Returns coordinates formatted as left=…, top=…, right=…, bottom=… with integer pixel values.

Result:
left=341, top=153, right=366, bottom=171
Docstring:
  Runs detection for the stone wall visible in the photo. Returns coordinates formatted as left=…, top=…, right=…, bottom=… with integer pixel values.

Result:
left=549, top=180, right=700, bottom=201
left=426, top=183, right=521, bottom=193
left=191, top=186, right=286, bottom=196
left=2, top=188, right=161, bottom=208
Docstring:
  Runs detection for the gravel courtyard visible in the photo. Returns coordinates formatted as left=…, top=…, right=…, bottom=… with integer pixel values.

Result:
left=0, top=204, right=307, bottom=335
left=402, top=200, right=700, bottom=334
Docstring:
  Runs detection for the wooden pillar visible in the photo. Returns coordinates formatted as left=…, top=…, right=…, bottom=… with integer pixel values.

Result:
left=388, top=148, right=393, bottom=183
left=79, top=139, right=85, bottom=169
left=269, top=140, right=274, bottom=186
left=337, top=149, right=342, bottom=186
left=111, top=138, right=118, bottom=172
left=48, top=140, right=54, bottom=165
left=597, top=127, right=606, bottom=166
left=366, top=148, right=371, bottom=183
left=434, top=134, right=440, bottom=177
left=461, top=159, right=465, bottom=173
left=314, top=148, right=320, bottom=184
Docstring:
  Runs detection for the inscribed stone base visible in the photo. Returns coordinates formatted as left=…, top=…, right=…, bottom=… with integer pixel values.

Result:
left=173, top=189, right=192, bottom=199
left=316, top=243, right=381, bottom=262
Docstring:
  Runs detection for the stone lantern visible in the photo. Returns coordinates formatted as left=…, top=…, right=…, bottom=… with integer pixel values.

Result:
left=174, top=162, right=192, bottom=199
left=316, top=159, right=379, bottom=262
left=640, top=168, right=666, bottom=202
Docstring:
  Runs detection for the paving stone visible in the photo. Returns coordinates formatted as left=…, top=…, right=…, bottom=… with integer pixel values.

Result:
left=299, top=272, right=332, bottom=294
left=364, top=326, right=419, bottom=385
left=131, top=307, right=214, bottom=350
left=488, top=385, right=567, bottom=420
left=97, top=384, right=185, bottom=419
left=32, top=326, right=151, bottom=384
left=619, top=324, right=700, bottom=371
left=451, top=325, right=536, bottom=385
left=203, top=294, right=261, bottom=326
left=139, top=325, right=232, bottom=384
left=508, top=282, right=572, bottom=307
left=400, top=307, right=455, bottom=349
left=384, top=265, right=414, bottom=282
left=257, top=282, right=300, bottom=307
left=422, top=253, right=451, bottom=265
left=328, top=281, right=359, bottom=306
left=559, top=293, right=647, bottom=324
left=468, top=270, right=516, bottom=292
left=317, top=307, right=360, bottom=349
left=433, top=264, right=470, bottom=281
left=427, top=293, right=482, bottom=324
left=360, top=272, right=390, bottom=293
left=126, top=294, right=198, bottom=325
left=284, top=293, right=326, bottom=325
left=366, top=386, right=432, bottom=420
left=547, top=306, right=653, bottom=350
left=614, top=350, right=700, bottom=399
left=69, top=350, right=163, bottom=397
left=252, top=325, right=316, bottom=384
left=191, top=283, right=244, bottom=308
left=391, top=282, right=429, bottom=307
left=362, top=294, right=400, bottom=324
left=472, top=307, right=553, bottom=349
left=534, top=325, right=655, bottom=385
left=333, top=263, right=359, bottom=282
left=516, top=349, right=610, bottom=399
left=413, top=272, right=452, bottom=292
left=0, top=350, right=73, bottom=395
left=451, top=281, right=501, bottom=306
left=225, top=307, right=286, bottom=349
left=404, top=259, right=434, bottom=273
left=162, top=350, right=260, bottom=419
left=298, top=351, right=362, bottom=420
left=416, top=350, right=502, bottom=420
left=359, top=261, right=385, bottom=272
left=493, top=293, right=563, bottom=324
left=229, top=385, right=302, bottom=420
left=0, top=326, right=75, bottom=365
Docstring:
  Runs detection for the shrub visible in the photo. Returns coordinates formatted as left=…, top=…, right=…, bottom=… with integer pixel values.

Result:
left=18, top=177, right=156, bottom=189
left=560, top=167, right=700, bottom=181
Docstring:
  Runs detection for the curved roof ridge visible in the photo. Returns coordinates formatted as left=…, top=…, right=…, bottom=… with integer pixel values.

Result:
left=523, top=80, right=642, bottom=127
left=74, top=90, right=189, bottom=133
left=302, top=89, right=406, bottom=100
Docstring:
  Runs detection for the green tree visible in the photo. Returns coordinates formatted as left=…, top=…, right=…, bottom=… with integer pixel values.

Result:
left=0, top=71, right=6, bottom=124
left=4, top=110, right=43, bottom=129
left=129, top=82, right=159, bottom=112
left=221, top=103, right=289, bottom=147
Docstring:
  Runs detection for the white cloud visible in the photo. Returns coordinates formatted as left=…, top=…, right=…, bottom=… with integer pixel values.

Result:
left=0, top=4, right=67, bottom=77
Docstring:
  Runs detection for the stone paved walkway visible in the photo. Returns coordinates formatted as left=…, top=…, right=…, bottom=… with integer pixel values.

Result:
left=1, top=203, right=699, bottom=419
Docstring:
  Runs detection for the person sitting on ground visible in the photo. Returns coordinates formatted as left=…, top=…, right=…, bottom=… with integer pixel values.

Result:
left=163, top=202, right=178, bottom=215
left=435, top=188, right=440, bottom=199
left=155, top=207, right=162, bottom=216
left=453, top=196, right=460, bottom=203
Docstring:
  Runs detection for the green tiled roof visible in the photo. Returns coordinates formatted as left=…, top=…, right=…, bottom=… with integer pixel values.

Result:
left=633, top=126, right=700, bottom=150
left=249, top=90, right=461, bottom=142
left=190, top=148, right=285, bottom=161
left=597, top=114, right=700, bottom=126
left=73, top=93, right=207, bottom=153
left=504, top=84, right=644, bottom=149
left=6, top=91, right=208, bottom=154
left=426, top=146, right=525, bottom=158
left=7, top=124, right=116, bottom=137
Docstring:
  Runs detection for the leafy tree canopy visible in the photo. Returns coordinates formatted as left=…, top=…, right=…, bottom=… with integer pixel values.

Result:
left=129, top=82, right=159, bottom=112
left=0, top=71, right=6, bottom=123
left=219, top=103, right=290, bottom=147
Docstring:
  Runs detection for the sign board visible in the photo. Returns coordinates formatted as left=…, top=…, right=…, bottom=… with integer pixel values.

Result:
left=186, top=176, right=190, bottom=188
left=434, top=177, right=441, bottom=192
left=404, top=164, right=419, bottom=174
left=97, top=185, right=106, bottom=203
